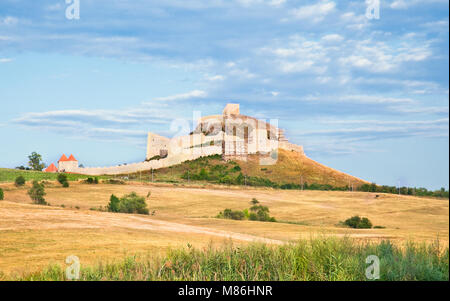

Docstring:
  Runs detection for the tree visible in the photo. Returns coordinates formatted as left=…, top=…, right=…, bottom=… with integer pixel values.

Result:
left=57, top=173, right=68, bottom=185
left=28, top=152, right=45, bottom=171
left=28, top=181, right=46, bottom=205
left=15, top=176, right=26, bottom=187
left=107, top=194, right=120, bottom=212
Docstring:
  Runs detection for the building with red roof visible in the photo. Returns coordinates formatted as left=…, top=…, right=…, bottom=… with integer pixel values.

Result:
left=57, top=154, right=79, bottom=172
left=44, top=163, right=58, bottom=173
left=58, top=154, right=69, bottom=162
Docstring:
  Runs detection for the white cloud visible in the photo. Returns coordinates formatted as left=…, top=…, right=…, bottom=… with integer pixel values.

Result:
left=0, top=16, right=18, bottom=26
left=0, top=58, right=13, bottom=63
left=206, top=74, right=225, bottom=81
left=46, top=3, right=63, bottom=11
left=321, top=34, right=344, bottom=42
left=290, top=1, right=336, bottom=22
left=271, top=91, right=279, bottom=96
left=235, top=0, right=285, bottom=7
left=153, top=90, right=207, bottom=101
left=390, top=0, right=448, bottom=9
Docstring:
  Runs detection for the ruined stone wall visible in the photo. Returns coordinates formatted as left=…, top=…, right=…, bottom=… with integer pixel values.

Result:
left=76, top=145, right=222, bottom=176
left=279, top=141, right=304, bottom=155
left=146, top=133, right=171, bottom=159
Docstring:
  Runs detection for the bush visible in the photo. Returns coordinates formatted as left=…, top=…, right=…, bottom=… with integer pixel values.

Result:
left=28, top=180, right=47, bottom=205
left=218, top=199, right=276, bottom=222
left=62, top=181, right=69, bottom=188
left=107, top=194, right=120, bottom=213
left=15, top=176, right=26, bottom=187
left=222, top=209, right=245, bottom=220
left=344, top=216, right=373, bottom=229
left=107, top=192, right=149, bottom=215
left=103, top=179, right=126, bottom=185
left=86, top=177, right=99, bottom=184
left=0, top=188, right=3, bottom=200
left=57, top=173, right=68, bottom=185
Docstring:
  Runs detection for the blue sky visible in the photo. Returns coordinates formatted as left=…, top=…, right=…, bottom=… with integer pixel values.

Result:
left=0, top=0, right=448, bottom=189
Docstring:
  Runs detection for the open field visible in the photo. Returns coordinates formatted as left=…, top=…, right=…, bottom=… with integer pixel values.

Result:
left=0, top=181, right=448, bottom=278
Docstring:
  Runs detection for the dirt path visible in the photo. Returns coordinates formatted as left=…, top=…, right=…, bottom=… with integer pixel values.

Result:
left=0, top=201, right=283, bottom=245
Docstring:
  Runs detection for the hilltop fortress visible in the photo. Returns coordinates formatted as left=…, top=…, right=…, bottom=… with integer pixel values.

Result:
left=62, top=104, right=305, bottom=175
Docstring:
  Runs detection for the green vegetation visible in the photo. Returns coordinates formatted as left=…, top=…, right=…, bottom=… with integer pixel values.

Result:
left=57, top=174, right=70, bottom=188
left=217, top=199, right=276, bottom=222
left=28, top=152, right=46, bottom=171
left=9, top=238, right=449, bottom=281
left=102, top=178, right=125, bottom=185
left=0, top=188, right=3, bottom=200
left=27, top=181, right=47, bottom=205
left=358, top=183, right=449, bottom=199
left=344, top=216, right=373, bottom=229
left=107, top=192, right=149, bottom=215
left=14, top=176, right=26, bottom=187
left=84, top=177, right=99, bottom=184
left=0, top=168, right=110, bottom=183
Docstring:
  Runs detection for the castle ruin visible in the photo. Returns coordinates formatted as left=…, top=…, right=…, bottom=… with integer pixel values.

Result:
left=62, top=104, right=304, bottom=175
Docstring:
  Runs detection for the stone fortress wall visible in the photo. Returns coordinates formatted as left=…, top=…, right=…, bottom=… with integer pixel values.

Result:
left=72, top=103, right=304, bottom=176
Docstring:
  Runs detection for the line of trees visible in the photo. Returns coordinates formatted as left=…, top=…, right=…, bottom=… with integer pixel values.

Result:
left=358, top=183, right=449, bottom=198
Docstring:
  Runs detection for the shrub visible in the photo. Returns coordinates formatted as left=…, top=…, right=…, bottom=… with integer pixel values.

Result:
left=104, top=179, right=126, bottom=185
left=85, top=177, right=99, bottom=184
left=15, top=176, right=26, bottom=187
left=107, top=194, right=120, bottom=213
left=107, top=192, right=149, bottom=215
left=28, top=181, right=47, bottom=205
left=218, top=199, right=276, bottom=222
left=62, top=181, right=69, bottom=188
left=219, top=209, right=245, bottom=220
left=232, top=165, right=241, bottom=172
left=57, top=174, right=68, bottom=185
left=344, top=216, right=373, bottom=229
left=0, top=188, right=3, bottom=200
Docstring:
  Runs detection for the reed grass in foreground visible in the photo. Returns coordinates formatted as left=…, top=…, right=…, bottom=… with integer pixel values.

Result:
left=7, top=238, right=449, bottom=281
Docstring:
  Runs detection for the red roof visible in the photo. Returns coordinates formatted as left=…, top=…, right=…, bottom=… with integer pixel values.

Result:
left=58, top=154, right=68, bottom=162
left=44, top=163, right=58, bottom=173
left=67, top=154, right=77, bottom=161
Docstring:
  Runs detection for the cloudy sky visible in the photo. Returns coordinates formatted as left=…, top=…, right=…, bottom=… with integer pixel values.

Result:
left=0, top=0, right=448, bottom=189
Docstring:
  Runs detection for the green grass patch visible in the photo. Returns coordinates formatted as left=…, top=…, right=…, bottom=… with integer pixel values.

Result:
left=0, top=168, right=110, bottom=183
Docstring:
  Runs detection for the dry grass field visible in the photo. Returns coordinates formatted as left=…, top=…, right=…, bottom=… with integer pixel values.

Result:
left=0, top=181, right=448, bottom=276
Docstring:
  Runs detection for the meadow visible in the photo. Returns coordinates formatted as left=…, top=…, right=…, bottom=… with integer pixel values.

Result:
left=0, top=178, right=448, bottom=280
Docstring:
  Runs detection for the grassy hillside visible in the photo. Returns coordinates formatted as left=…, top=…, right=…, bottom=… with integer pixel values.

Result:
left=124, top=149, right=367, bottom=188
left=8, top=238, right=449, bottom=281
left=240, top=149, right=367, bottom=187
left=0, top=168, right=110, bottom=183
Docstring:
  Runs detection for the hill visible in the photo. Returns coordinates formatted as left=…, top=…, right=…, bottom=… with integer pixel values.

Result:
left=125, top=149, right=367, bottom=189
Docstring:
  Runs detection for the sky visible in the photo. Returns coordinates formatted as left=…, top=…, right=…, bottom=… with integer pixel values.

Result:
left=0, top=0, right=448, bottom=190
